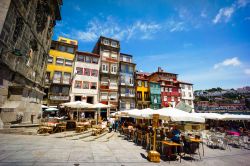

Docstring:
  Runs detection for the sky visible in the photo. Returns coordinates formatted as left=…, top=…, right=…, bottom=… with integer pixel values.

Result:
left=53, top=0, right=250, bottom=90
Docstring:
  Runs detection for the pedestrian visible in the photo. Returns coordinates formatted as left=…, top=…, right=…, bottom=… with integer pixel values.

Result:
left=115, top=120, right=119, bottom=132
left=109, top=121, right=113, bottom=133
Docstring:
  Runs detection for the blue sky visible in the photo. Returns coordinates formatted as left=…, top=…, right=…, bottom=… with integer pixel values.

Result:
left=53, top=0, right=250, bottom=90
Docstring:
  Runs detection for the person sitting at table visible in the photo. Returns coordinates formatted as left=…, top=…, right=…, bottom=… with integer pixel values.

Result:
left=171, top=126, right=181, bottom=143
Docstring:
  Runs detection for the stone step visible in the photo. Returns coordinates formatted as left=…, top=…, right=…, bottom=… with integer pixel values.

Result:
left=81, top=130, right=109, bottom=142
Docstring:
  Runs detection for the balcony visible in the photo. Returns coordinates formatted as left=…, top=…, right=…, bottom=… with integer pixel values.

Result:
left=49, top=95, right=69, bottom=101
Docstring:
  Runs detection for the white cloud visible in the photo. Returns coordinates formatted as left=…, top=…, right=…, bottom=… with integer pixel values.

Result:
left=244, top=69, right=250, bottom=75
left=68, top=17, right=161, bottom=42
left=166, top=20, right=187, bottom=32
left=213, top=7, right=235, bottom=24
left=214, top=57, right=241, bottom=69
left=200, top=10, right=207, bottom=18
left=213, top=0, right=250, bottom=24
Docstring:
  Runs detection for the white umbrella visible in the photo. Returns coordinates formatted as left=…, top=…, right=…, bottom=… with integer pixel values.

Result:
left=127, top=108, right=155, bottom=119
left=222, top=114, right=250, bottom=121
left=61, top=101, right=93, bottom=121
left=192, top=113, right=225, bottom=120
left=41, top=105, right=48, bottom=109
left=45, top=107, right=58, bottom=112
left=91, top=103, right=110, bottom=108
left=151, top=107, right=205, bottom=123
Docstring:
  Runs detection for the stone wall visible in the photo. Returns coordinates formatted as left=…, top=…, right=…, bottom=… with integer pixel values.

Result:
left=0, top=0, right=61, bottom=124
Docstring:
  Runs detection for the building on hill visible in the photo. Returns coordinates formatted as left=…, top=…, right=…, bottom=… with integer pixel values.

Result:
left=0, top=0, right=62, bottom=124
left=119, top=53, right=136, bottom=111
left=44, top=37, right=78, bottom=106
left=92, top=36, right=120, bottom=119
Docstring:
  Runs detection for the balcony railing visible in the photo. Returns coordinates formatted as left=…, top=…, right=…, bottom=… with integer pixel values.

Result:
left=49, top=95, right=69, bottom=101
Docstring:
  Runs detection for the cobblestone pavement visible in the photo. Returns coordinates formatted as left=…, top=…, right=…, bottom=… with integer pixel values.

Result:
left=0, top=132, right=250, bottom=166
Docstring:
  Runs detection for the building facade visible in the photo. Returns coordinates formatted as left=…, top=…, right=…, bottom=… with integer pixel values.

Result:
left=44, top=37, right=78, bottom=106
left=179, top=81, right=194, bottom=110
left=149, top=67, right=181, bottom=108
left=0, top=0, right=62, bottom=124
left=136, top=72, right=150, bottom=109
left=149, top=82, right=161, bottom=109
left=92, top=36, right=120, bottom=118
left=119, top=53, right=136, bottom=111
left=70, top=51, right=100, bottom=119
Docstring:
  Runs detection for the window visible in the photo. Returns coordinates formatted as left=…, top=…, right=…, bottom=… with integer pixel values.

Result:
left=121, top=64, right=126, bottom=73
left=62, top=87, right=69, bottom=95
left=188, top=100, right=192, bottom=105
left=77, top=55, right=84, bottom=62
left=144, top=81, right=148, bottom=87
left=67, top=47, right=74, bottom=53
left=102, top=50, right=109, bottom=57
left=137, top=80, right=142, bottom=86
left=171, top=96, right=174, bottom=101
left=101, top=77, right=109, bottom=85
left=120, top=101, right=126, bottom=109
left=84, top=68, right=90, bottom=76
left=63, top=72, right=71, bottom=84
left=111, top=52, right=117, bottom=59
left=101, top=92, right=108, bottom=100
left=188, top=85, right=191, bottom=90
left=103, top=39, right=109, bottom=45
left=165, top=88, right=168, bottom=92
left=129, top=66, right=133, bottom=73
left=65, top=59, right=73, bottom=66
left=82, top=81, right=89, bottom=89
left=161, top=81, right=165, bottom=85
left=142, top=81, right=145, bottom=87
left=56, top=57, right=64, bottom=65
left=121, top=88, right=125, bottom=95
left=129, top=77, right=133, bottom=85
left=76, top=67, right=83, bottom=75
left=58, top=45, right=66, bottom=52
left=75, top=96, right=82, bottom=101
left=130, top=101, right=135, bottom=109
left=144, top=92, right=149, bottom=100
left=85, top=56, right=91, bottom=63
left=102, top=63, right=108, bottom=72
left=75, top=81, right=82, bottom=88
left=120, top=75, right=125, bottom=84
left=111, top=64, right=117, bottom=73
left=137, top=92, right=142, bottom=100
left=126, top=56, right=131, bottom=62
left=45, top=72, right=50, bottom=83
left=178, top=89, right=181, bottom=93
left=169, top=88, right=172, bottom=92
left=51, top=86, right=60, bottom=93
left=92, top=57, right=98, bottom=64
left=110, top=92, right=117, bottom=100
left=53, top=71, right=62, bottom=83
left=161, top=87, right=164, bottom=92
left=182, top=92, right=186, bottom=97
left=125, top=88, right=129, bottom=96
left=90, top=82, right=97, bottom=89
left=164, top=96, right=168, bottom=101
left=111, top=41, right=117, bottom=47
left=189, top=92, right=192, bottom=97
left=60, top=39, right=67, bottom=43
left=129, top=89, right=134, bottom=95
left=91, top=69, right=98, bottom=77
left=47, top=56, right=53, bottom=63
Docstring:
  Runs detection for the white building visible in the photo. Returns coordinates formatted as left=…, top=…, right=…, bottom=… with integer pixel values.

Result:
left=179, top=81, right=194, bottom=111
left=70, top=51, right=100, bottom=118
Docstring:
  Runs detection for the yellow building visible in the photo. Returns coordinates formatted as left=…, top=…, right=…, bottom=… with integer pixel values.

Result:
left=135, top=72, right=150, bottom=109
left=44, top=37, right=78, bottom=106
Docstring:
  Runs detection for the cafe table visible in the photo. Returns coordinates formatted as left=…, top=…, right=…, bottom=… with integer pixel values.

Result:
left=189, top=138, right=203, bottom=159
left=161, top=140, right=182, bottom=163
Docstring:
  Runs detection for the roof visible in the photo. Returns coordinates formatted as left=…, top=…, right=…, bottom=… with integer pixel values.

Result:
left=151, top=71, right=178, bottom=76
left=178, top=81, right=193, bottom=85
left=136, top=72, right=151, bottom=76
left=99, top=36, right=120, bottom=43
left=76, top=51, right=100, bottom=58
left=120, top=53, right=133, bottom=57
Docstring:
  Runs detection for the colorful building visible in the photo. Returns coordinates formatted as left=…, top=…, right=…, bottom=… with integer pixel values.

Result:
left=69, top=51, right=100, bottom=119
left=119, top=53, right=136, bottom=110
left=149, top=67, right=181, bottom=108
left=179, top=81, right=194, bottom=111
left=44, top=37, right=78, bottom=106
left=136, top=72, right=151, bottom=109
left=149, top=82, right=161, bottom=109
left=92, top=36, right=120, bottom=118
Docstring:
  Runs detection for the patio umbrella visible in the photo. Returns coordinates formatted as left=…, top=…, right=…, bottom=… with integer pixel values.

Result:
left=45, top=107, right=59, bottom=112
left=41, top=105, right=48, bottom=109
left=91, top=103, right=111, bottom=123
left=61, top=101, right=93, bottom=121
